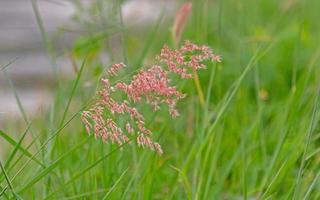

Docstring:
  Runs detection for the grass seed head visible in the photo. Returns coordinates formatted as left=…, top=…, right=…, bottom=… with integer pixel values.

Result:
left=81, top=41, right=221, bottom=154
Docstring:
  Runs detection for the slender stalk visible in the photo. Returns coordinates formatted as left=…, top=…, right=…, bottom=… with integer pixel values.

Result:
left=192, top=69, right=206, bottom=108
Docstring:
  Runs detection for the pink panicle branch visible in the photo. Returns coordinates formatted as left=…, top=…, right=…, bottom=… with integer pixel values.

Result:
left=81, top=41, right=221, bottom=155
left=172, top=2, right=192, bottom=46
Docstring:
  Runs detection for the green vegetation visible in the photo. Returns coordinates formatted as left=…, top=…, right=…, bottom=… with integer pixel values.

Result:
left=1, top=0, right=320, bottom=199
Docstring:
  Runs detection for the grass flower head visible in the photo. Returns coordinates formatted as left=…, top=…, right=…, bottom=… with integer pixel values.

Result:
left=81, top=41, right=221, bottom=154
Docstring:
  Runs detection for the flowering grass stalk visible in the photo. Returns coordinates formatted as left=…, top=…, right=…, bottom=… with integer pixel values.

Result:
left=172, top=2, right=192, bottom=47
left=81, top=41, right=221, bottom=154
left=172, top=2, right=209, bottom=108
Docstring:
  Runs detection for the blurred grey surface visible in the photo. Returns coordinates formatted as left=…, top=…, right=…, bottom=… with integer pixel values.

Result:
left=0, top=0, right=175, bottom=124
left=0, top=0, right=75, bottom=123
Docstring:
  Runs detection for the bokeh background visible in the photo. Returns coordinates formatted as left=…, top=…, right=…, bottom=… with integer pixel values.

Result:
left=1, top=0, right=320, bottom=199
left=0, top=0, right=177, bottom=122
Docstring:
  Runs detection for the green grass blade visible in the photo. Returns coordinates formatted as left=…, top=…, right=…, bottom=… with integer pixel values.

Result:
left=4, top=122, right=33, bottom=169
left=17, top=137, right=90, bottom=194
left=60, top=189, right=110, bottom=200
left=0, top=57, right=19, bottom=72
left=293, top=85, right=320, bottom=199
left=4, top=109, right=82, bottom=190
left=44, top=142, right=129, bottom=199
left=58, top=58, right=87, bottom=127
left=3, top=70, right=30, bottom=128
left=306, top=148, right=320, bottom=161
left=0, top=185, right=10, bottom=199
left=182, top=47, right=262, bottom=173
left=6, top=134, right=41, bottom=174
left=0, top=161, right=21, bottom=199
left=2, top=69, right=41, bottom=154
left=261, top=159, right=288, bottom=199
left=30, top=0, right=58, bottom=78
left=102, top=167, right=129, bottom=200
left=302, top=171, right=320, bottom=200
left=0, top=130, right=43, bottom=167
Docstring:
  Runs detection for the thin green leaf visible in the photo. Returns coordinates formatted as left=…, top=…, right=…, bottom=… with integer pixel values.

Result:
left=59, top=58, right=87, bottom=127
left=102, top=167, right=129, bottom=200
left=293, top=85, right=320, bottom=199
left=0, top=130, right=43, bottom=167
left=5, top=123, right=33, bottom=169
left=303, top=172, right=320, bottom=200
left=17, top=137, right=90, bottom=194
left=44, top=142, right=129, bottom=199
left=0, top=57, right=19, bottom=72
left=0, top=161, right=20, bottom=199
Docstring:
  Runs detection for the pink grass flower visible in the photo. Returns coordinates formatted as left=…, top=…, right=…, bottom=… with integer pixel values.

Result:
left=125, top=122, right=134, bottom=134
left=81, top=41, right=221, bottom=155
left=172, top=2, right=192, bottom=46
left=107, top=62, right=126, bottom=77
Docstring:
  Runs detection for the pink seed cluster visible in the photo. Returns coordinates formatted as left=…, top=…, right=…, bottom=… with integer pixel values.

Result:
left=81, top=41, right=221, bottom=155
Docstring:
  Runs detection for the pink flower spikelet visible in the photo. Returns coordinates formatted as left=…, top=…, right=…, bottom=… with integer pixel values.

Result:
left=172, top=2, right=192, bottom=45
left=107, top=62, right=126, bottom=77
left=81, top=41, right=221, bottom=155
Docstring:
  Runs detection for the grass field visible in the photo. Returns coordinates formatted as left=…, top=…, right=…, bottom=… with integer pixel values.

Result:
left=1, top=0, right=320, bottom=199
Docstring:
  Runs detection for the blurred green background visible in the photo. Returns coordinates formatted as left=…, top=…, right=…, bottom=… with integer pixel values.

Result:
left=1, top=0, right=320, bottom=199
